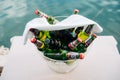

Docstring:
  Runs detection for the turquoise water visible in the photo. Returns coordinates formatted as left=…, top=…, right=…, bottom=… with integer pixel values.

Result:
left=0, top=0, right=120, bottom=52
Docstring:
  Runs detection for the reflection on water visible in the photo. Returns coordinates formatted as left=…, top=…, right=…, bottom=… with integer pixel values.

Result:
left=0, top=0, right=120, bottom=52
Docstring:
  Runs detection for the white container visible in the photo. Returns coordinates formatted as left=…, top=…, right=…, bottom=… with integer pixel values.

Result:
left=39, top=52, right=80, bottom=73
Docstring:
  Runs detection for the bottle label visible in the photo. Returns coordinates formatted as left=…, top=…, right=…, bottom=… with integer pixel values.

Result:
left=67, top=52, right=79, bottom=59
left=85, top=34, right=96, bottom=47
left=36, top=40, right=44, bottom=49
left=68, top=38, right=81, bottom=50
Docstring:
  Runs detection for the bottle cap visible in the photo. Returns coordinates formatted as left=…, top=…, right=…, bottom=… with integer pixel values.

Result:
left=74, top=9, right=79, bottom=14
left=80, top=53, right=85, bottom=59
left=34, top=9, right=40, bottom=15
left=29, top=28, right=34, bottom=32
left=92, top=34, right=97, bottom=38
left=77, top=38, right=82, bottom=42
left=67, top=52, right=70, bottom=59
left=31, top=38, right=37, bottom=43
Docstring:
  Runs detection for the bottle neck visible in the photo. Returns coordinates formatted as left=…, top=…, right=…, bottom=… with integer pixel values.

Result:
left=29, top=28, right=40, bottom=36
left=84, top=24, right=94, bottom=34
left=75, top=26, right=84, bottom=34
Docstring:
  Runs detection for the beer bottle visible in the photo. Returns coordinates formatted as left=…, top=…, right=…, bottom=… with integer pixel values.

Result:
left=76, top=34, right=97, bottom=53
left=78, top=24, right=94, bottom=42
left=68, top=38, right=82, bottom=50
left=84, top=34, right=97, bottom=47
left=30, top=37, right=45, bottom=49
left=34, top=9, right=58, bottom=24
left=44, top=52, right=63, bottom=60
left=44, top=50, right=66, bottom=60
left=60, top=50, right=68, bottom=60
left=44, top=50, right=85, bottom=60
left=47, top=16, right=55, bottom=24
left=29, top=28, right=50, bottom=41
left=29, top=28, right=40, bottom=37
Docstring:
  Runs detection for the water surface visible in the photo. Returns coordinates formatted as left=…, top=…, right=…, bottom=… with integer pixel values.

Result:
left=0, top=0, right=120, bottom=52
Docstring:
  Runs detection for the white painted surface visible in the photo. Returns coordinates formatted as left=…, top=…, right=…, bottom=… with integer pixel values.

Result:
left=1, top=36, right=120, bottom=80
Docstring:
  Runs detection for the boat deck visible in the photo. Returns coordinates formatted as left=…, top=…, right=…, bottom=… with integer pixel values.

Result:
left=0, top=36, right=120, bottom=80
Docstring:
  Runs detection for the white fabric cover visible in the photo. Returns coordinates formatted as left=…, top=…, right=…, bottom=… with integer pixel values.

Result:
left=22, top=14, right=103, bottom=44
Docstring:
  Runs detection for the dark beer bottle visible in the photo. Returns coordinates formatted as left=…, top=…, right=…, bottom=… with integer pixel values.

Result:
left=29, top=28, right=40, bottom=37
left=30, top=37, right=45, bottom=49
left=49, top=30, right=60, bottom=39
left=75, top=26, right=84, bottom=35
left=29, top=28, right=50, bottom=41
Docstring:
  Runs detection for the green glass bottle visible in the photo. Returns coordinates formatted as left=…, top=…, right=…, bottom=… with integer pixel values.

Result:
left=44, top=50, right=68, bottom=60
left=68, top=38, right=82, bottom=50
left=78, top=24, right=94, bottom=42
left=44, top=50, right=85, bottom=60
left=77, top=43, right=87, bottom=53
left=84, top=33, right=97, bottom=47
left=76, top=33, right=97, bottom=53
left=44, top=52, right=64, bottom=60
left=34, top=9, right=58, bottom=24
left=47, top=16, right=55, bottom=24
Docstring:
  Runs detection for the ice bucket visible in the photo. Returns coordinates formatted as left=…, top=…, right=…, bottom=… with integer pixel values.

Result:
left=38, top=51, right=80, bottom=73
left=22, top=14, right=103, bottom=73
